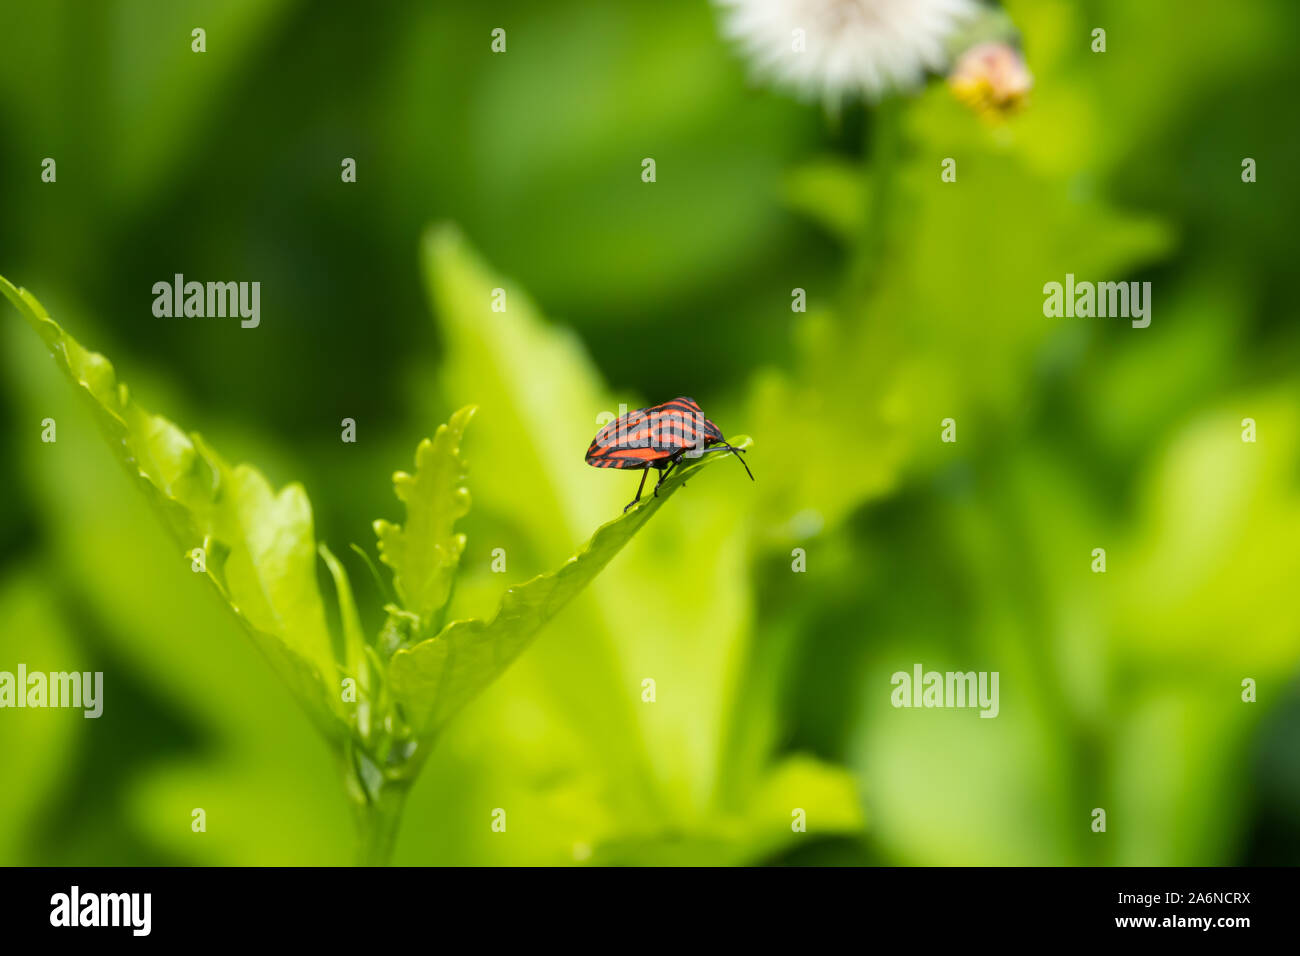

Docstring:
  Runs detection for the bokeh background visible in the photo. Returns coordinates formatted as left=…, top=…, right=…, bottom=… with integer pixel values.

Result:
left=2, top=0, right=1298, bottom=865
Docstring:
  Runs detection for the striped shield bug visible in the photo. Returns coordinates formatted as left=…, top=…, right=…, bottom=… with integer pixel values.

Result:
left=586, top=396, right=753, bottom=512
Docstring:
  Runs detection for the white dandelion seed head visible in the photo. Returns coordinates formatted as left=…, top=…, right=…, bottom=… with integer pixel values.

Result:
left=714, top=0, right=983, bottom=105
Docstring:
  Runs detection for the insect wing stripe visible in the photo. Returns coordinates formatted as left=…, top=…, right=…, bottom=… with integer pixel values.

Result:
left=592, top=446, right=663, bottom=468
left=588, top=408, right=709, bottom=459
left=656, top=399, right=724, bottom=443
left=623, top=419, right=705, bottom=448
left=588, top=409, right=653, bottom=453
left=643, top=402, right=710, bottom=449
left=654, top=399, right=704, bottom=417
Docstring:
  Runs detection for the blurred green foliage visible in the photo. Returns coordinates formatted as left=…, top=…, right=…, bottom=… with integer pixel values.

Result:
left=1, top=0, right=1298, bottom=865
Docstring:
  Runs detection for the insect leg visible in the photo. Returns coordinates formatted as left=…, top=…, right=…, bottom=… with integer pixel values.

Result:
left=623, top=467, right=651, bottom=513
left=653, top=460, right=678, bottom=498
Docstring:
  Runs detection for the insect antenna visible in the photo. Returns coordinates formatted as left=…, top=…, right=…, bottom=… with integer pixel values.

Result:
left=723, top=443, right=755, bottom=481
left=695, top=442, right=754, bottom=480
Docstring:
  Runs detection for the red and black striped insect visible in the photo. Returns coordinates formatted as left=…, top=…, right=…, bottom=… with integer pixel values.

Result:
left=586, top=396, right=753, bottom=512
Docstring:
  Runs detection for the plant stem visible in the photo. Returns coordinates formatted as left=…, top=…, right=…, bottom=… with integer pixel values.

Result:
left=845, top=96, right=904, bottom=307
left=353, top=775, right=412, bottom=867
left=344, top=742, right=415, bottom=866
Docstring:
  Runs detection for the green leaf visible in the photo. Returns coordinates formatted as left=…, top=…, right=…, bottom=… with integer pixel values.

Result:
left=0, top=275, right=349, bottom=741
left=373, top=405, right=476, bottom=632
left=589, top=754, right=863, bottom=866
left=783, top=157, right=869, bottom=241
left=415, top=225, right=776, bottom=847
left=319, top=542, right=370, bottom=739
left=388, top=435, right=753, bottom=739
left=0, top=572, right=86, bottom=864
left=420, top=223, right=622, bottom=557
